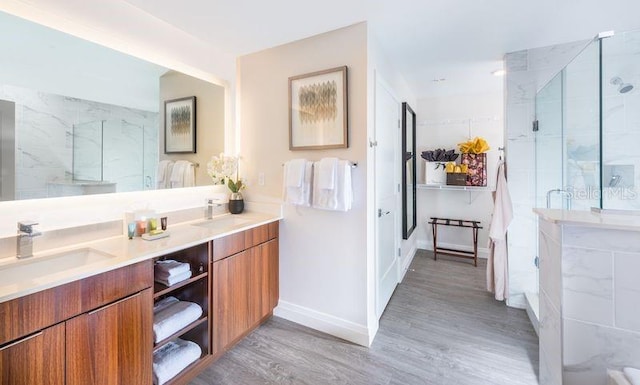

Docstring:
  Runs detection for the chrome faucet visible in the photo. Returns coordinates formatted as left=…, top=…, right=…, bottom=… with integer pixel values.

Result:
left=17, top=221, right=41, bottom=259
left=204, top=199, right=222, bottom=219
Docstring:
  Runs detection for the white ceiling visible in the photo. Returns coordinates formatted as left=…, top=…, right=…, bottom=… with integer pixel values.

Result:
left=121, top=0, right=640, bottom=99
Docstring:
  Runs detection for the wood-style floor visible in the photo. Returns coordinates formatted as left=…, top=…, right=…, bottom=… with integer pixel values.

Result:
left=191, top=250, right=539, bottom=385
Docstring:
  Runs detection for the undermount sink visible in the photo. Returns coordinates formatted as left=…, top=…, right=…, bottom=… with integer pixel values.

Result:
left=192, top=215, right=252, bottom=230
left=0, top=248, right=116, bottom=287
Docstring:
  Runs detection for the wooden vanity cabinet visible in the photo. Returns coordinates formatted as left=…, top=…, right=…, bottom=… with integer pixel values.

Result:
left=212, top=221, right=279, bottom=355
left=0, top=260, right=153, bottom=385
left=0, top=322, right=65, bottom=385
left=66, top=288, right=153, bottom=385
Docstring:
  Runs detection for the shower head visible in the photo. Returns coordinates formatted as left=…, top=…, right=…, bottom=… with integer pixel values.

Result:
left=610, top=76, right=634, bottom=94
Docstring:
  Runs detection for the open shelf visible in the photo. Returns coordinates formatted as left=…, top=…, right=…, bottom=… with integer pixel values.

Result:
left=162, top=354, right=209, bottom=385
left=154, top=271, right=208, bottom=299
left=154, top=316, right=208, bottom=350
left=417, top=183, right=493, bottom=191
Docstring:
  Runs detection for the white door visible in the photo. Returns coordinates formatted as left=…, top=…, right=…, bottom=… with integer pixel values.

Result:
left=374, top=74, right=400, bottom=317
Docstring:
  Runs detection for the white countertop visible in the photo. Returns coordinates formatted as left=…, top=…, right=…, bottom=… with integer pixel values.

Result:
left=0, top=211, right=281, bottom=303
left=534, top=208, right=640, bottom=232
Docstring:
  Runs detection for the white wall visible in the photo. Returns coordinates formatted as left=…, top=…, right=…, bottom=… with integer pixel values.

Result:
left=238, top=23, right=371, bottom=345
left=415, top=93, right=503, bottom=256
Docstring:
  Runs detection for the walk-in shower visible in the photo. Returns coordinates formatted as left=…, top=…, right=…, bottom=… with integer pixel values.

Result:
left=527, top=29, right=640, bottom=328
left=535, top=29, right=640, bottom=213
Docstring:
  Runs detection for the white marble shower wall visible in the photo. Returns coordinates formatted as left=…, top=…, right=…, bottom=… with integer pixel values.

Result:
left=504, top=40, right=589, bottom=308
left=548, top=223, right=640, bottom=385
left=602, top=30, right=640, bottom=210
left=0, top=84, right=158, bottom=199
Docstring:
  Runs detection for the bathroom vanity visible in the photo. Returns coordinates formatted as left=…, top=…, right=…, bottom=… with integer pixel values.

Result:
left=0, top=212, right=280, bottom=385
left=536, top=209, right=640, bottom=385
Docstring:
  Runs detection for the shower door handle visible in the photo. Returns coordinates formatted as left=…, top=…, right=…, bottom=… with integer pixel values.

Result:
left=546, top=189, right=572, bottom=210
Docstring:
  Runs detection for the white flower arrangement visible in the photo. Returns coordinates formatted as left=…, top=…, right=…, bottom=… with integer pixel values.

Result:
left=206, top=153, right=246, bottom=193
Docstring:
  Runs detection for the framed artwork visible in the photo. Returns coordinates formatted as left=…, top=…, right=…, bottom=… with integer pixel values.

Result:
left=289, top=66, right=348, bottom=150
left=165, top=96, right=196, bottom=154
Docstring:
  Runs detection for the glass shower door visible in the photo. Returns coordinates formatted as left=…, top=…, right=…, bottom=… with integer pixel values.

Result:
left=535, top=73, right=565, bottom=211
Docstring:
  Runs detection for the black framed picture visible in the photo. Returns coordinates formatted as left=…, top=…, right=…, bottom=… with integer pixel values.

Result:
left=165, top=96, right=196, bottom=153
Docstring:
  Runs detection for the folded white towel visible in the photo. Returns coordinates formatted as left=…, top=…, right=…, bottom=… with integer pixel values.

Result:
left=286, top=159, right=306, bottom=188
left=183, top=162, right=195, bottom=187
left=335, top=160, right=353, bottom=212
left=153, top=299, right=203, bottom=343
left=156, top=160, right=174, bottom=189
left=318, top=157, right=338, bottom=189
left=312, top=160, right=352, bottom=211
left=283, top=160, right=313, bottom=206
left=155, top=260, right=191, bottom=277
left=153, top=296, right=179, bottom=314
left=624, top=368, right=640, bottom=385
left=154, top=270, right=192, bottom=287
left=153, top=338, right=201, bottom=385
left=170, top=161, right=191, bottom=188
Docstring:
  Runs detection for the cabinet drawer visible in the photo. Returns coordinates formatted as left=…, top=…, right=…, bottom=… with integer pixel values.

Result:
left=0, top=281, right=81, bottom=345
left=212, top=222, right=279, bottom=262
left=81, top=261, right=153, bottom=313
left=0, top=322, right=65, bottom=384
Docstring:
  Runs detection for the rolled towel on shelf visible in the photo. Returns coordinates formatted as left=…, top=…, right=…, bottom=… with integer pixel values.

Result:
left=155, top=260, right=191, bottom=277
left=153, top=298, right=203, bottom=343
left=153, top=338, right=202, bottom=385
left=154, top=270, right=192, bottom=287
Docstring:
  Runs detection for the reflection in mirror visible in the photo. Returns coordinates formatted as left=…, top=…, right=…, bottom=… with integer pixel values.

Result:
left=402, top=102, right=417, bottom=239
left=0, top=10, right=224, bottom=201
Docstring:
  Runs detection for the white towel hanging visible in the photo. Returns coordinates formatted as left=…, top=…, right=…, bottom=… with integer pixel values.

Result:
left=283, top=159, right=313, bottom=206
left=312, top=159, right=352, bottom=211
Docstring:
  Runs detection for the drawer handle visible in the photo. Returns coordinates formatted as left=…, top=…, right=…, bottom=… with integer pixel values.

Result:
left=88, top=291, right=141, bottom=315
left=0, top=331, right=43, bottom=351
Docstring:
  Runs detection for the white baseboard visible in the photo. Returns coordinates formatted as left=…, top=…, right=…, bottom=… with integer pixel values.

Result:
left=417, top=240, right=489, bottom=259
left=507, top=293, right=526, bottom=309
left=273, top=300, right=372, bottom=347
left=398, top=244, right=417, bottom=282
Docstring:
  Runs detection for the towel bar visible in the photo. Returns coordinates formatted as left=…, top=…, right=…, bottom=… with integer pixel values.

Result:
left=282, top=161, right=357, bottom=168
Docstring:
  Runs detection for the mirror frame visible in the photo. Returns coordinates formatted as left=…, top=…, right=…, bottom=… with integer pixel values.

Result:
left=402, top=102, right=417, bottom=239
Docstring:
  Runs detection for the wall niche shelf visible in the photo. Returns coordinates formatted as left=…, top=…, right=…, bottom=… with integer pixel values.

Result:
left=417, top=184, right=494, bottom=204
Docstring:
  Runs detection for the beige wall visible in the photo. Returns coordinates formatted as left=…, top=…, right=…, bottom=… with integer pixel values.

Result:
left=238, top=23, right=371, bottom=344
left=159, top=71, right=225, bottom=186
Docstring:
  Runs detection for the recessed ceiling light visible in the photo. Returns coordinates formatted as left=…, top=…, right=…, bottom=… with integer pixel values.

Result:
left=492, top=69, right=506, bottom=77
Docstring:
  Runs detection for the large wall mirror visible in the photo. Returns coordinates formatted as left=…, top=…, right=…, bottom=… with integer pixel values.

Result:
left=0, top=10, right=225, bottom=202
left=402, top=102, right=417, bottom=239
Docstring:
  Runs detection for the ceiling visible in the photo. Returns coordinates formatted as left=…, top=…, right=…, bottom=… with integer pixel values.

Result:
left=7, top=0, right=640, bottom=99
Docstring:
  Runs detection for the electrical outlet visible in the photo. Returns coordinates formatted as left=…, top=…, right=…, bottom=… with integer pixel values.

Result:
left=258, top=172, right=265, bottom=186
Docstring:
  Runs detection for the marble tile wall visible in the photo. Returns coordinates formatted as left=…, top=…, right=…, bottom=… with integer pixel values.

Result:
left=505, top=39, right=588, bottom=308
left=538, top=221, right=640, bottom=385
left=538, top=219, right=562, bottom=385
left=0, top=84, right=158, bottom=199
